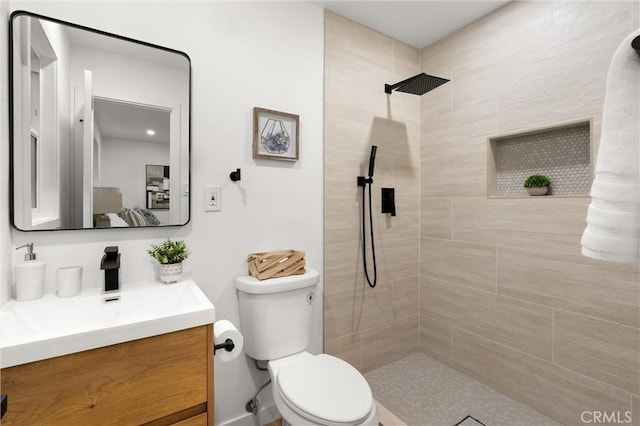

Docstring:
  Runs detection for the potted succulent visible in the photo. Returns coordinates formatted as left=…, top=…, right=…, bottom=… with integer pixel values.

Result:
left=147, top=239, right=190, bottom=283
left=524, top=175, right=551, bottom=196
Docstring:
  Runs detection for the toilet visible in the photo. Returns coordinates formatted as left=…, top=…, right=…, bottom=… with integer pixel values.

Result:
left=236, top=268, right=378, bottom=426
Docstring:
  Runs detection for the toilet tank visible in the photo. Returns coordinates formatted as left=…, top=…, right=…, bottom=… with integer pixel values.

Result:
left=235, top=268, right=319, bottom=361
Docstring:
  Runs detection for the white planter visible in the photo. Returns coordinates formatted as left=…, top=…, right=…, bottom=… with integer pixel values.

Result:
left=527, top=186, right=548, bottom=196
left=159, top=263, right=183, bottom=284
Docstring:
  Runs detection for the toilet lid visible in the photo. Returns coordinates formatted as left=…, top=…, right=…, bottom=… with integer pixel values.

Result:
left=276, top=354, right=373, bottom=425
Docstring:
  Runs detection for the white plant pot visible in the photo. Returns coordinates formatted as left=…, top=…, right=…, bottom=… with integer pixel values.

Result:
left=159, top=263, right=183, bottom=284
left=527, top=186, right=548, bottom=196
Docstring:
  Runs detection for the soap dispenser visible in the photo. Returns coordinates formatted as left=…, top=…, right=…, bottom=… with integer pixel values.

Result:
left=15, top=243, right=45, bottom=301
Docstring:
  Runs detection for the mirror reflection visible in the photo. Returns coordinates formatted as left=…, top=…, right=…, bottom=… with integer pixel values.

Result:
left=10, top=11, right=190, bottom=230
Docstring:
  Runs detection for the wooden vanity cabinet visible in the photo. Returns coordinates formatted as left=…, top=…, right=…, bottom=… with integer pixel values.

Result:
left=0, top=324, right=214, bottom=425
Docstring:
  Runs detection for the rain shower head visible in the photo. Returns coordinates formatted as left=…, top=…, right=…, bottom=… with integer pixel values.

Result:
left=385, top=73, right=449, bottom=96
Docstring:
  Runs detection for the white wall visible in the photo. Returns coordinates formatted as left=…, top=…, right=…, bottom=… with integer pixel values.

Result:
left=100, top=137, right=170, bottom=224
left=3, top=2, right=324, bottom=425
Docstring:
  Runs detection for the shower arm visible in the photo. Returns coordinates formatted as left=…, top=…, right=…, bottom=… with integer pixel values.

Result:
left=385, top=75, right=420, bottom=94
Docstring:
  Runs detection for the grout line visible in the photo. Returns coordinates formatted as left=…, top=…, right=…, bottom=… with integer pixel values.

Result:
left=552, top=309, right=640, bottom=331
left=456, top=328, right=636, bottom=396
left=425, top=275, right=639, bottom=333
left=421, top=274, right=564, bottom=315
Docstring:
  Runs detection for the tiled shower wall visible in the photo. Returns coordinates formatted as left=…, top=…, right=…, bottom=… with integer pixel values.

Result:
left=419, top=2, right=640, bottom=425
left=324, top=11, right=421, bottom=372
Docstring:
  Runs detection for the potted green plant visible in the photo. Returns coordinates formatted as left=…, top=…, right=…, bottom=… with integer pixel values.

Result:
left=524, top=174, right=551, bottom=196
left=147, top=239, right=190, bottom=283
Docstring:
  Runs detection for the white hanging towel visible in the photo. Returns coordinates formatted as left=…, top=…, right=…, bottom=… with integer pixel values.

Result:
left=581, top=29, right=640, bottom=264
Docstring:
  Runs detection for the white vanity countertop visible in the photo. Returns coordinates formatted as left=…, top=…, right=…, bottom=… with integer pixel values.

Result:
left=0, top=279, right=215, bottom=368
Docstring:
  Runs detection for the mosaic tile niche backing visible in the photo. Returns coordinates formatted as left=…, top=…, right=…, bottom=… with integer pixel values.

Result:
left=494, top=123, right=591, bottom=196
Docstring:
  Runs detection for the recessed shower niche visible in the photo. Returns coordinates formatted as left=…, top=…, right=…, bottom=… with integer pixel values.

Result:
left=487, top=121, right=592, bottom=197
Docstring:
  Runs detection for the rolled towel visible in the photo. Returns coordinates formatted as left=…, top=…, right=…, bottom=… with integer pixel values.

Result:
left=581, top=29, right=640, bottom=264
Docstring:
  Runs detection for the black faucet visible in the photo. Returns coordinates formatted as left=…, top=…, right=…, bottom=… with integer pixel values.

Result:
left=101, top=246, right=121, bottom=292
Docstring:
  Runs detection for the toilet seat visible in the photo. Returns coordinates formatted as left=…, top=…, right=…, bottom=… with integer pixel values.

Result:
left=274, top=354, right=374, bottom=426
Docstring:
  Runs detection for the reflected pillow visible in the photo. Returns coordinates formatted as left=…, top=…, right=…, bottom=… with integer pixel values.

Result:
left=118, top=208, right=147, bottom=226
left=107, top=213, right=129, bottom=227
left=134, top=207, right=160, bottom=226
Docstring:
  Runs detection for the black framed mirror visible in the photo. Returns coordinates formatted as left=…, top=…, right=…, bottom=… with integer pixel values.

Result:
left=9, top=11, right=191, bottom=231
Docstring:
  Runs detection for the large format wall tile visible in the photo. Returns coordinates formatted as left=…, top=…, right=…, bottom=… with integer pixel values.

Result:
left=452, top=329, right=632, bottom=426
left=325, top=288, right=364, bottom=341
left=391, top=276, right=419, bottom=321
left=325, top=333, right=361, bottom=371
left=324, top=197, right=360, bottom=246
left=329, top=3, right=640, bottom=423
left=497, top=247, right=639, bottom=327
left=325, top=237, right=419, bottom=296
left=418, top=3, right=639, bottom=425
left=325, top=196, right=420, bottom=246
left=554, top=311, right=640, bottom=394
left=419, top=311, right=452, bottom=363
left=360, top=315, right=419, bottom=372
left=325, top=10, right=421, bottom=371
left=324, top=242, right=363, bottom=295
left=420, top=151, right=487, bottom=198
left=421, top=238, right=496, bottom=292
left=452, top=197, right=590, bottom=254
left=420, top=198, right=451, bottom=239
left=325, top=284, right=402, bottom=342
left=420, top=101, right=496, bottom=160
left=325, top=11, right=392, bottom=70
left=421, top=277, right=553, bottom=360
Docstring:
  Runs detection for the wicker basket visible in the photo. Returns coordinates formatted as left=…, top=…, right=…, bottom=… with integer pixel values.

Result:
left=247, top=250, right=305, bottom=280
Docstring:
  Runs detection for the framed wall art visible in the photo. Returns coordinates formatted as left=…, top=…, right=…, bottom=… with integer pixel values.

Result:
left=253, top=107, right=299, bottom=161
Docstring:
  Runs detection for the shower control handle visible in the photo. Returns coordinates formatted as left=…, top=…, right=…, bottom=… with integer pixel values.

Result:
left=381, top=188, right=396, bottom=217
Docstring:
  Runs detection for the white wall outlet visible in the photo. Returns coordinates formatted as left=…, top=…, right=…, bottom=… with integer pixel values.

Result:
left=203, top=186, right=221, bottom=212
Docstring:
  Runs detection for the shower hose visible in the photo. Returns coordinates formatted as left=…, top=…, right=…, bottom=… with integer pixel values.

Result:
left=362, top=180, right=377, bottom=288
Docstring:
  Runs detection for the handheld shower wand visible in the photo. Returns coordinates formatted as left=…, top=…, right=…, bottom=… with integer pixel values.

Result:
left=368, top=145, right=377, bottom=178
left=357, top=146, right=378, bottom=288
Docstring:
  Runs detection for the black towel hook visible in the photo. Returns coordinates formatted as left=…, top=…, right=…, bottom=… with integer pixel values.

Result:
left=632, top=35, right=640, bottom=57
left=230, top=168, right=241, bottom=182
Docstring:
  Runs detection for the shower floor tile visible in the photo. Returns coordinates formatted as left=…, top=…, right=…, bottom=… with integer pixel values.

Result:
left=364, top=352, right=560, bottom=426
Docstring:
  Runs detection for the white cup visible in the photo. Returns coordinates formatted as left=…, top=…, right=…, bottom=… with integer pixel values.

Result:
left=57, top=266, right=83, bottom=298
